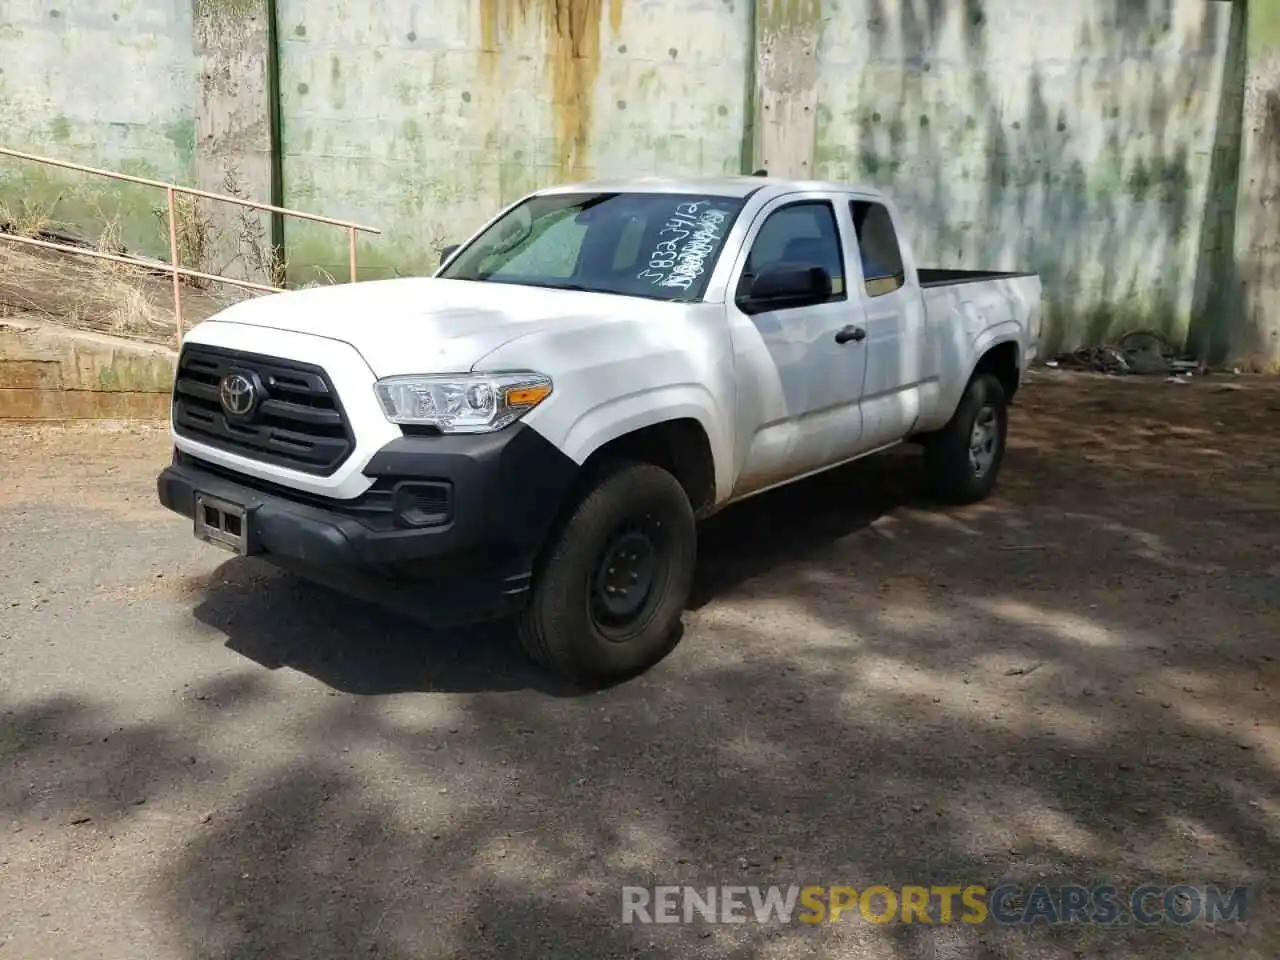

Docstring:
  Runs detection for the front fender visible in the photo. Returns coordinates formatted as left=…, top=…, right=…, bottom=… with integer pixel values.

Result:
left=537, top=384, right=731, bottom=501
left=472, top=311, right=737, bottom=502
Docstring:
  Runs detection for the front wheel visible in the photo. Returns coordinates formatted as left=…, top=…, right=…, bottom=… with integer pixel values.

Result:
left=923, top=373, right=1008, bottom=504
left=516, top=460, right=697, bottom=686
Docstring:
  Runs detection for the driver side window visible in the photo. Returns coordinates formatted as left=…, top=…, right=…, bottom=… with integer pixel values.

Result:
left=740, top=200, right=846, bottom=301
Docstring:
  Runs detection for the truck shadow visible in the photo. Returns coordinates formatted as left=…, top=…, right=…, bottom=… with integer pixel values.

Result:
left=193, top=448, right=926, bottom=697
left=689, top=446, right=923, bottom=607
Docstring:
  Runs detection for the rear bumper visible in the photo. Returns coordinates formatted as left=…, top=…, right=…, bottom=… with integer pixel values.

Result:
left=157, top=423, right=579, bottom=625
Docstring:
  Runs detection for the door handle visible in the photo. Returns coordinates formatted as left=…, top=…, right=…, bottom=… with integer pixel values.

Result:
left=834, top=325, right=866, bottom=344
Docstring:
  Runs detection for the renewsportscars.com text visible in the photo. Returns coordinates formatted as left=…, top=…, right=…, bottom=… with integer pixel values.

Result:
left=620, top=884, right=1249, bottom=926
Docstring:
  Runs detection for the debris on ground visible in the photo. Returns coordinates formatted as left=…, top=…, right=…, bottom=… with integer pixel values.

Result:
left=1049, top=329, right=1207, bottom=377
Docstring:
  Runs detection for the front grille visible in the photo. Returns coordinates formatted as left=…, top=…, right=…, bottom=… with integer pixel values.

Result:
left=173, top=344, right=355, bottom=475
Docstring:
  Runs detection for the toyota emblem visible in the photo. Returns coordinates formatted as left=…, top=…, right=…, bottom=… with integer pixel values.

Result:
left=219, top=372, right=257, bottom=417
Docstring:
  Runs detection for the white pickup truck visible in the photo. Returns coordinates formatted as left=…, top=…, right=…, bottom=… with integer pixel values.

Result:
left=157, top=175, right=1041, bottom=684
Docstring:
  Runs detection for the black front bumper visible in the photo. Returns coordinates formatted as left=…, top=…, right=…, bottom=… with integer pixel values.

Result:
left=157, top=423, right=579, bottom=626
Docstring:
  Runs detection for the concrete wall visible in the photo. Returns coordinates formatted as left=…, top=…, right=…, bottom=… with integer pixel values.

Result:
left=0, top=0, right=196, bottom=255
left=0, top=318, right=175, bottom=419
left=272, top=0, right=751, bottom=282
left=0, top=0, right=1276, bottom=364
left=192, top=0, right=278, bottom=284
left=1233, top=0, right=1280, bottom=366
left=812, top=0, right=1241, bottom=355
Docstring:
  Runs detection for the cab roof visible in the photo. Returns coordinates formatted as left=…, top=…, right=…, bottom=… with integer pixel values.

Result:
left=534, top=174, right=886, bottom=203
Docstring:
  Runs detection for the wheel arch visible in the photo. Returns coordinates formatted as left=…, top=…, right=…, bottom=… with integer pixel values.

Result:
left=548, top=387, right=731, bottom=514
left=969, top=338, right=1021, bottom=404
left=966, top=328, right=1023, bottom=404
left=575, top=416, right=718, bottom=518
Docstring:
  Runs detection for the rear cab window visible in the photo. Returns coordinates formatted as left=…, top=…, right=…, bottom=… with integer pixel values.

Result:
left=439, top=192, right=747, bottom=302
left=849, top=200, right=906, bottom=297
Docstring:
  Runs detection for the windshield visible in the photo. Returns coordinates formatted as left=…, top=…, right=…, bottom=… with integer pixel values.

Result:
left=437, top=191, right=746, bottom=302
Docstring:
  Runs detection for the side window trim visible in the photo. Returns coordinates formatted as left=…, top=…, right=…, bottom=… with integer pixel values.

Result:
left=737, top=197, right=848, bottom=304
left=849, top=199, right=906, bottom=299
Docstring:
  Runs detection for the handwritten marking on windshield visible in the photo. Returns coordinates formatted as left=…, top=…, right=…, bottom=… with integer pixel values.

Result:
left=638, top=202, right=730, bottom=291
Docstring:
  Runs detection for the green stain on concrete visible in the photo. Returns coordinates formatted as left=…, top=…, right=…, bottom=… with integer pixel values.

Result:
left=812, top=101, right=854, bottom=178
left=1093, top=141, right=1127, bottom=193
left=49, top=115, right=71, bottom=141
left=1248, top=0, right=1280, bottom=55
left=108, top=354, right=177, bottom=393
left=811, top=141, right=851, bottom=171
left=1125, top=155, right=1191, bottom=211
left=402, top=119, right=423, bottom=149
left=283, top=234, right=425, bottom=285
left=1040, top=297, right=1180, bottom=359
left=0, top=167, right=170, bottom=257
left=329, top=55, right=346, bottom=109
left=1126, top=158, right=1153, bottom=201
left=635, top=67, right=660, bottom=97
left=1082, top=297, right=1181, bottom=347
left=499, top=160, right=540, bottom=207
left=757, top=0, right=821, bottom=32
left=164, top=118, right=195, bottom=159
left=116, top=158, right=165, bottom=179
left=193, top=0, right=261, bottom=23
left=858, top=153, right=883, bottom=177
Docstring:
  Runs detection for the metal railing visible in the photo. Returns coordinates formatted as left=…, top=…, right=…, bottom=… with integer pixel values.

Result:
left=0, top=145, right=381, bottom=346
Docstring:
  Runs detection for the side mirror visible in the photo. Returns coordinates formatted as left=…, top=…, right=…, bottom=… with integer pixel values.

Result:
left=737, top=264, right=832, bottom=314
left=439, top=243, right=460, bottom=263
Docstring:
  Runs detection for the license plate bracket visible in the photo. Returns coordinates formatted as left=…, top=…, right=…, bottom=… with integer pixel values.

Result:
left=193, top=492, right=250, bottom=555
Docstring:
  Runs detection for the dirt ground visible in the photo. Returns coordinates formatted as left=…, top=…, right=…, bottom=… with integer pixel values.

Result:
left=0, top=368, right=1277, bottom=959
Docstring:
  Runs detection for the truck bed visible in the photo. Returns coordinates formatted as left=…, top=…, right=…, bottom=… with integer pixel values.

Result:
left=918, top=268, right=1037, bottom=288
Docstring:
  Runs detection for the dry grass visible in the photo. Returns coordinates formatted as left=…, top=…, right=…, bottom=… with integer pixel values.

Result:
left=0, top=196, right=252, bottom=343
left=0, top=190, right=340, bottom=346
left=0, top=242, right=246, bottom=342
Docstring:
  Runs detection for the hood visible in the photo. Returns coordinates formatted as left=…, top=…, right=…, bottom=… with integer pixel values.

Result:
left=203, top=277, right=637, bottom=376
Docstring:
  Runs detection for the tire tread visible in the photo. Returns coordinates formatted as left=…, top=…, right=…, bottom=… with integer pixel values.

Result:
left=924, top=373, right=1008, bottom=505
left=516, top=458, right=696, bottom=685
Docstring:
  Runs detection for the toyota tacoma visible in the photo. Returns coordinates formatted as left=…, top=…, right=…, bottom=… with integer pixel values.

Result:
left=157, top=175, right=1042, bottom=684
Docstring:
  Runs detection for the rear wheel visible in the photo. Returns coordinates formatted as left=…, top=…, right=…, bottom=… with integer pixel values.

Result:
left=516, top=460, right=696, bottom=685
left=923, top=373, right=1008, bottom=504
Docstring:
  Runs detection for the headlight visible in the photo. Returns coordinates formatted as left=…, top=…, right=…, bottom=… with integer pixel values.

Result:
left=373, top=372, right=553, bottom=433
